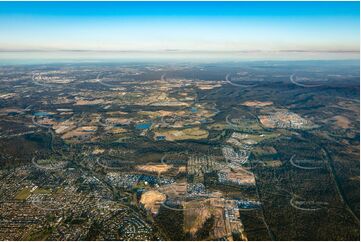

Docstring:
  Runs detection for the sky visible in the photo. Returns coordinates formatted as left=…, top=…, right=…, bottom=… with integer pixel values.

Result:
left=0, top=1, right=359, bottom=61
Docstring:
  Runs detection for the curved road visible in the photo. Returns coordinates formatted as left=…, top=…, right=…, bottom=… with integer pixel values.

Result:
left=289, top=195, right=326, bottom=212
left=225, top=73, right=257, bottom=88
left=289, top=74, right=322, bottom=88
left=289, top=155, right=322, bottom=170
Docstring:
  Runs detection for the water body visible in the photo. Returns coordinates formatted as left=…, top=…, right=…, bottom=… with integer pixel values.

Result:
left=135, top=122, right=152, bottom=129
left=156, top=136, right=166, bottom=141
left=190, top=107, right=198, bottom=113
left=34, top=111, right=51, bottom=117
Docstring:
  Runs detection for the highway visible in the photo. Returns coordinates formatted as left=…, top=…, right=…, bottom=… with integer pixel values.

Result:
left=248, top=158, right=276, bottom=241
left=321, top=147, right=360, bottom=225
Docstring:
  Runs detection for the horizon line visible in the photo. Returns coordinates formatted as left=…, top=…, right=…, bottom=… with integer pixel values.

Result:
left=0, top=49, right=359, bottom=54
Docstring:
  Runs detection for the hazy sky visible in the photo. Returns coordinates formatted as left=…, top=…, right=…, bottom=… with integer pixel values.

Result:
left=0, top=2, right=359, bottom=60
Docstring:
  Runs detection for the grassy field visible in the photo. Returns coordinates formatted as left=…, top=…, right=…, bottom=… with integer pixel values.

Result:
left=32, top=188, right=52, bottom=194
left=25, top=227, right=53, bottom=241
left=15, top=188, right=32, bottom=200
left=154, top=127, right=208, bottom=141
